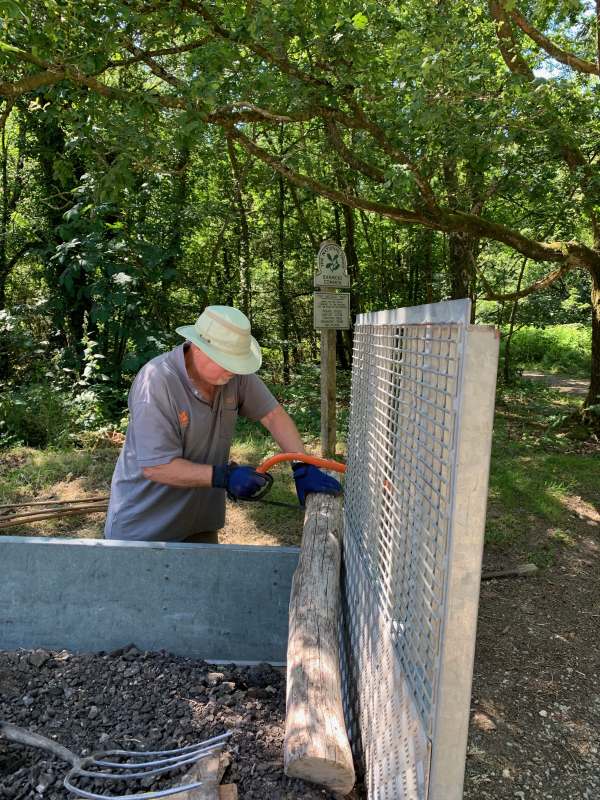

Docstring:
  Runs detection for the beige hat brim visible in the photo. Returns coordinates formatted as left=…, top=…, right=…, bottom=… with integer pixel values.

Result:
left=175, top=325, right=262, bottom=374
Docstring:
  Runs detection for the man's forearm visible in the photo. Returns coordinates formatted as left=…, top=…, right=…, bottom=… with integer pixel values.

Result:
left=260, top=404, right=305, bottom=454
left=142, top=459, right=214, bottom=488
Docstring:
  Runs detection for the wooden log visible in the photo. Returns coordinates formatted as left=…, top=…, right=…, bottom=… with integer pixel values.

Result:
left=284, top=491, right=355, bottom=795
left=176, top=750, right=229, bottom=799
left=481, top=563, right=538, bottom=581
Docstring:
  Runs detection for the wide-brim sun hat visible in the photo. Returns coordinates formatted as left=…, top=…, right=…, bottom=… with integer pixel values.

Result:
left=176, top=305, right=262, bottom=374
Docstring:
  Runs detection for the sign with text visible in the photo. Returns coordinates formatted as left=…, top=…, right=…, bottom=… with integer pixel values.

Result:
left=314, top=240, right=350, bottom=288
left=314, top=292, right=351, bottom=329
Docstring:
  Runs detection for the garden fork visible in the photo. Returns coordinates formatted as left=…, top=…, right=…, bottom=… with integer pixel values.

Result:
left=1, top=720, right=231, bottom=799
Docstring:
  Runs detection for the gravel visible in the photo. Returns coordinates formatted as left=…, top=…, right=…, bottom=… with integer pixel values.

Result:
left=0, top=646, right=354, bottom=799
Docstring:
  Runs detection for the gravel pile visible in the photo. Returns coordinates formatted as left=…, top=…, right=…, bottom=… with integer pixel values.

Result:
left=0, top=646, right=345, bottom=799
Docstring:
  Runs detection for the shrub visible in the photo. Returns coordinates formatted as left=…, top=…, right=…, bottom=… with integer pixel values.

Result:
left=0, top=384, right=74, bottom=448
left=502, top=324, right=591, bottom=376
left=0, top=383, right=116, bottom=449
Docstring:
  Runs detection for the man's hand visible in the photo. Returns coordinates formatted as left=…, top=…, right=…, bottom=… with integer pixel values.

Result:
left=212, top=463, right=267, bottom=500
left=291, top=463, right=342, bottom=506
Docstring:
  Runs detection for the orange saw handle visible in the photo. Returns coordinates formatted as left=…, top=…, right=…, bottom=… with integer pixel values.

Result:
left=256, top=452, right=346, bottom=474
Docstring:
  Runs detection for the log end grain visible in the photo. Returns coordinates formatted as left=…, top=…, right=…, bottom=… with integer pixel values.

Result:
left=285, top=754, right=355, bottom=795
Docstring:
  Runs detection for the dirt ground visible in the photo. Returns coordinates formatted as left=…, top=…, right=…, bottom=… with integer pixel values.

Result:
left=1, top=380, right=599, bottom=798
left=2, top=518, right=598, bottom=799
left=464, top=490, right=600, bottom=800
left=521, top=371, right=589, bottom=397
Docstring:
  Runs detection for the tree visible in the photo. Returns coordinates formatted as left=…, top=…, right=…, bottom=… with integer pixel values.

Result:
left=1, top=0, right=598, bottom=406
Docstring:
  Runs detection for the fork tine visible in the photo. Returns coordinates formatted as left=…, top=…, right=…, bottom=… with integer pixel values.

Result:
left=94, top=731, right=232, bottom=759
left=64, top=770, right=205, bottom=800
left=75, top=744, right=225, bottom=781
left=88, top=740, right=228, bottom=773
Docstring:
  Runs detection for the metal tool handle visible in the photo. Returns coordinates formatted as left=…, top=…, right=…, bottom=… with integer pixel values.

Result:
left=0, top=720, right=79, bottom=767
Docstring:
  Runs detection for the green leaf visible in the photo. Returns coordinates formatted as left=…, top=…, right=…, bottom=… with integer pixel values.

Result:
left=0, top=0, right=27, bottom=20
left=351, top=12, right=368, bottom=30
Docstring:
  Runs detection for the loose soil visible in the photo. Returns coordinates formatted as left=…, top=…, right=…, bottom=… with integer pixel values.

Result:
left=0, top=647, right=362, bottom=799
left=464, top=518, right=600, bottom=799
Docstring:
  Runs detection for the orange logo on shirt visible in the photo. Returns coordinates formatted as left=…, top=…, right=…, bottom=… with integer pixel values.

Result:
left=178, top=410, right=190, bottom=427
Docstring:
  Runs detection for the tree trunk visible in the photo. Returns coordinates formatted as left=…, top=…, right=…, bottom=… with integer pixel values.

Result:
left=448, top=231, right=477, bottom=300
left=586, top=263, right=600, bottom=408
left=503, top=258, right=528, bottom=382
left=222, top=245, right=234, bottom=307
left=0, top=109, right=26, bottom=310
left=341, top=204, right=358, bottom=367
left=277, top=173, right=291, bottom=384
left=158, top=146, right=190, bottom=328
left=227, top=138, right=252, bottom=320
left=0, top=114, right=9, bottom=312
left=333, top=205, right=342, bottom=245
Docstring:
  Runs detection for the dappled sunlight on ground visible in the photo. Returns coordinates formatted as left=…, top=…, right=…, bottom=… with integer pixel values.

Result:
left=220, top=501, right=303, bottom=547
left=559, top=494, right=600, bottom=526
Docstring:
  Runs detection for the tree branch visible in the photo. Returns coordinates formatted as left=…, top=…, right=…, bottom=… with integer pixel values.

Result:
left=0, top=69, right=66, bottom=99
left=123, top=39, right=186, bottom=90
left=227, top=124, right=429, bottom=225
left=6, top=238, right=39, bottom=271
left=182, top=0, right=333, bottom=89
left=489, top=1, right=600, bottom=242
left=500, top=1, right=599, bottom=76
left=0, top=99, right=14, bottom=132
left=324, top=119, right=385, bottom=183
left=488, top=1, right=534, bottom=78
left=449, top=210, right=600, bottom=268
left=227, top=126, right=600, bottom=270
left=107, top=37, right=212, bottom=68
left=210, top=102, right=319, bottom=124
left=479, top=262, right=575, bottom=301
left=343, top=97, right=439, bottom=212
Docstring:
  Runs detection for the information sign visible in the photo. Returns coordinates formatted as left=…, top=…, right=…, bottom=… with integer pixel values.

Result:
left=314, top=292, right=351, bottom=329
left=314, top=240, right=350, bottom=288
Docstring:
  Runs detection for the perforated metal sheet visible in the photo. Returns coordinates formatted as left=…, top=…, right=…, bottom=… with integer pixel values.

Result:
left=340, top=301, right=498, bottom=800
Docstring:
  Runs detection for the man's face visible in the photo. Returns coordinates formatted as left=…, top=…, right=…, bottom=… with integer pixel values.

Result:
left=194, top=346, right=234, bottom=385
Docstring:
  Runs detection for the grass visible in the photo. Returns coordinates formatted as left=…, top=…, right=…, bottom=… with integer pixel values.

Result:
left=1, top=370, right=598, bottom=564
left=486, top=379, right=600, bottom=566
left=502, top=323, right=591, bottom=377
left=0, top=448, right=116, bottom=504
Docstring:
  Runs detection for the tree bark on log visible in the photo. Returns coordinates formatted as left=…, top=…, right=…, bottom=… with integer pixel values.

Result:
left=283, top=491, right=355, bottom=795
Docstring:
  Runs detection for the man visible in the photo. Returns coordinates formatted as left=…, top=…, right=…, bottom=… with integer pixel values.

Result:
left=104, top=305, right=341, bottom=543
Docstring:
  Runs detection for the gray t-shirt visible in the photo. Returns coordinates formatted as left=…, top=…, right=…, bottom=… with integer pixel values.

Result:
left=104, top=343, right=278, bottom=541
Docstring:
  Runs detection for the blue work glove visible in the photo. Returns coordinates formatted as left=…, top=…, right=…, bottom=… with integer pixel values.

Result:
left=212, top=463, right=267, bottom=500
left=291, top=462, right=343, bottom=506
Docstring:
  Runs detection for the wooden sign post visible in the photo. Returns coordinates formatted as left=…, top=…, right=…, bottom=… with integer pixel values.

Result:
left=314, top=241, right=350, bottom=458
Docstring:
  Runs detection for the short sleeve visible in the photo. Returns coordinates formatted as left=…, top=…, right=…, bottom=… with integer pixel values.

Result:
left=238, top=375, right=279, bottom=421
left=130, top=400, right=183, bottom=466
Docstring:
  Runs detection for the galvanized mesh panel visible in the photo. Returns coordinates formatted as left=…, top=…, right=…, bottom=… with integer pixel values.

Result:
left=340, top=301, right=496, bottom=800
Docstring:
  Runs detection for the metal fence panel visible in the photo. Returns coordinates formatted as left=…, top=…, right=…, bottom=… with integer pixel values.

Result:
left=341, top=300, right=498, bottom=800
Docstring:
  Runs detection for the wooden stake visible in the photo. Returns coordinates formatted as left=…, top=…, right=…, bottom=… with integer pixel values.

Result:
left=0, top=503, right=108, bottom=528
left=0, top=496, right=109, bottom=509
left=320, top=297, right=337, bottom=458
left=284, top=490, right=355, bottom=795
